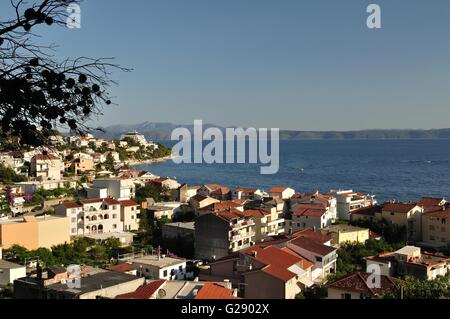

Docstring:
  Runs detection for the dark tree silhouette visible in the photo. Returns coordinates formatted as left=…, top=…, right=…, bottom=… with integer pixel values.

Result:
left=0, top=0, right=128, bottom=146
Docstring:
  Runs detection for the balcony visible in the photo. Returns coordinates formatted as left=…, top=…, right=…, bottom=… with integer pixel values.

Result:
left=231, top=220, right=255, bottom=230
left=262, top=218, right=285, bottom=227
left=231, top=231, right=256, bottom=242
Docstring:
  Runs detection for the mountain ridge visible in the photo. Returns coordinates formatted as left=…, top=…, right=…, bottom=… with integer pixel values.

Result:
left=92, top=122, right=450, bottom=141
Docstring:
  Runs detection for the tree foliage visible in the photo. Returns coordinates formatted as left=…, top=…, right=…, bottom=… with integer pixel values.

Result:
left=0, top=0, right=128, bottom=146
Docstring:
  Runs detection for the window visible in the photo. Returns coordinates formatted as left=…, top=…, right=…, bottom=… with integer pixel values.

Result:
left=179, top=265, right=183, bottom=271
left=113, top=214, right=117, bottom=219
left=442, top=219, right=447, bottom=225
left=342, top=293, right=351, bottom=300
left=71, top=228, right=77, bottom=234
left=113, top=205, right=117, bottom=210
left=430, top=225, right=435, bottom=231
left=113, top=224, right=117, bottom=229
left=390, top=212, right=395, bottom=216
left=131, top=215, right=135, bottom=219
left=71, top=218, right=76, bottom=223
left=316, top=256, right=322, bottom=262
left=163, top=270, right=168, bottom=277
left=442, top=227, right=446, bottom=233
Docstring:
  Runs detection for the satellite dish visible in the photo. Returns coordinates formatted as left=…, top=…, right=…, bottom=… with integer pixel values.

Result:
left=158, top=289, right=167, bottom=299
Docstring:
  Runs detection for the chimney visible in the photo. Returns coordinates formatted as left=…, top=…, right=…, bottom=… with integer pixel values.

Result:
left=252, top=251, right=257, bottom=258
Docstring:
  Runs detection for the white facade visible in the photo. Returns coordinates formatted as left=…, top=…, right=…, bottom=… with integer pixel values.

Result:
left=89, top=179, right=136, bottom=200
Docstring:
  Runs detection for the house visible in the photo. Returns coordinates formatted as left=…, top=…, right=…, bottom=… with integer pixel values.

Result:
left=0, top=152, right=25, bottom=174
left=54, top=198, right=123, bottom=237
left=69, top=156, right=94, bottom=175
left=0, top=215, right=70, bottom=250
left=232, top=187, right=263, bottom=201
left=30, top=153, right=63, bottom=181
left=326, top=272, right=398, bottom=299
left=0, top=247, right=27, bottom=286
left=366, top=246, right=450, bottom=280
left=119, top=199, right=140, bottom=231
left=14, top=267, right=145, bottom=299
left=288, top=205, right=332, bottom=232
left=329, top=190, right=377, bottom=220
left=195, top=210, right=256, bottom=261
left=108, top=263, right=138, bottom=276
left=209, top=186, right=232, bottom=201
left=268, top=187, right=295, bottom=200
left=147, top=205, right=177, bottom=220
left=321, top=224, right=370, bottom=247
left=200, top=245, right=314, bottom=299
left=241, top=209, right=285, bottom=242
left=189, top=194, right=220, bottom=213
left=122, top=254, right=187, bottom=280
left=197, top=200, right=244, bottom=216
left=286, top=236, right=337, bottom=282
left=349, top=205, right=382, bottom=222
left=178, top=184, right=200, bottom=203
left=418, top=197, right=447, bottom=208
left=291, top=192, right=337, bottom=221
left=150, top=177, right=181, bottom=190
left=379, top=202, right=423, bottom=242
left=87, top=178, right=136, bottom=200
left=421, top=206, right=450, bottom=249
left=162, top=222, right=195, bottom=240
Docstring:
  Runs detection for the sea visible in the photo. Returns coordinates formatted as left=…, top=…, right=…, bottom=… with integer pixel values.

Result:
left=134, top=139, right=450, bottom=203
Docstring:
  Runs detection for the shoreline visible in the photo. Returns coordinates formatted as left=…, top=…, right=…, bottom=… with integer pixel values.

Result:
left=127, top=155, right=172, bottom=167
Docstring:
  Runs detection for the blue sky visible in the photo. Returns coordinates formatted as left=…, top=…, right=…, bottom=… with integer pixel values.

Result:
left=2, top=0, right=450, bottom=130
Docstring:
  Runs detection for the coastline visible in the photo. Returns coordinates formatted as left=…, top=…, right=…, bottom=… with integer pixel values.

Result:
left=127, top=155, right=172, bottom=167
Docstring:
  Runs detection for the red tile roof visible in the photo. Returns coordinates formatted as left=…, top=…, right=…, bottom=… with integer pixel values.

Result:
left=33, top=153, right=60, bottom=161
left=109, top=264, right=135, bottom=273
left=241, top=209, right=270, bottom=218
left=382, top=202, right=417, bottom=214
left=194, top=283, right=239, bottom=299
left=214, top=209, right=247, bottom=222
left=235, top=187, right=259, bottom=193
left=211, top=187, right=231, bottom=195
left=119, top=199, right=139, bottom=207
left=424, top=207, right=450, bottom=218
left=418, top=197, right=446, bottom=207
left=190, top=194, right=209, bottom=202
left=243, top=246, right=305, bottom=282
left=59, top=201, right=82, bottom=209
left=115, top=280, right=166, bottom=299
left=350, top=205, right=382, bottom=217
left=291, top=229, right=332, bottom=244
left=269, top=186, right=291, bottom=193
left=290, top=237, right=336, bottom=256
left=325, top=272, right=398, bottom=296
left=293, top=208, right=327, bottom=218
left=201, top=201, right=242, bottom=212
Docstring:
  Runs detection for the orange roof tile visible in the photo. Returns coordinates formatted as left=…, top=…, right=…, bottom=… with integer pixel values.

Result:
left=194, top=283, right=239, bottom=299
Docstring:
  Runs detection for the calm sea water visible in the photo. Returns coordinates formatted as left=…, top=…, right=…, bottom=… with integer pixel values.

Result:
left=135, top=140, right=450, bottom=202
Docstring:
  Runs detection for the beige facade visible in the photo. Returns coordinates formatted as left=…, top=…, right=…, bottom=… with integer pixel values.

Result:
left=119, top=200, right=140, bottom=231
left=377, top=204, right=423, bottom=241
left=0, top=216, right=70, bottom=250
left=30, top=154, right=63, bottom=181
left=321, top=225, right=369, bottom=247
left=421, top=210, right=450, bottom=248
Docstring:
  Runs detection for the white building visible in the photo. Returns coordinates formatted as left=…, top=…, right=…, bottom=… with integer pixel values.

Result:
left=120, top=131, right=158, bottom=149
left=329, top=190, right=377, bottom=220
left=30, top=154, right=63, bottom=181
left=87, top=179, right=136, bottom=200
left=54, top=198, right=124, bottom=237
left=0, top=250, right=27, bottom=286
left=123, top=254, right=187, bottom=280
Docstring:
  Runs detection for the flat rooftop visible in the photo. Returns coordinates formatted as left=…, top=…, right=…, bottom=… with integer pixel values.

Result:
left=0, top=215, right=66, bottom=225
left=47, top=270, right=142, bottom=295
left=325, top=224, right=369, bottom=233
left=130, top=255, right=186, bottom=268
left=84, top=232, right=135, bottom=241
left=0, top=259, right=25, bottom=270
left=163, top=222, right=195, bottom=230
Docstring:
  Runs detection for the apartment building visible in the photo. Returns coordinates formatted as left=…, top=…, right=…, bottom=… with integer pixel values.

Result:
left=0, top=215, right=70, bottom=250
left=54, top=198, right=123, bottom=237
left=87, top=178, right=136, bottom=200
left=30, top=154, right=63, bottom=181
left=421, top=207, right=450, bottom=249
left=291, top=192, right=337, bottom=220
left=268, top=187, right=295, bottom=200
left=200, top=245, right=314, bottom=299
left=378, top=202, right=423, bottom=242
left=366, top=246, right=450, bottom=281
left=195, top=209, right=256, bottom=261
left=232, top=187, right=263, bottom=201
left=329, top=190, right=376, bottom=220
left=119, top=200, right=140, bottom=231
left=242, top=209, right=285, bottom=242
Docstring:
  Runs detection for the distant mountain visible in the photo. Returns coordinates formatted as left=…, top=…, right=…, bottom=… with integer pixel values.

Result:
left=93, top=122, right=450, bottom=141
